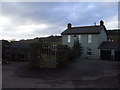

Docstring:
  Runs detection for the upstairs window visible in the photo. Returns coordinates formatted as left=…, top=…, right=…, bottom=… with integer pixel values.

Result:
left=74, top=35, right=77, bottom=40
left=78, top=35, right=81, bottom=43
left=68, top=35, right=71, bottom=43
left=74, top=35, right=77, bottom=43
left=88, top=35, right=92, bottom=43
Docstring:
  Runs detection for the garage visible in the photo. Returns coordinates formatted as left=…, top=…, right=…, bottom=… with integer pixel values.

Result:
left=115, top=51, right=120, bottom=61
left=99, top=41, right=120, bottom=61
left=100, top=50, right=111, bottom=60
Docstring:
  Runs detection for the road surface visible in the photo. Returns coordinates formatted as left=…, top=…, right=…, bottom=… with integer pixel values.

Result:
left=2, top=59, right=120, bottom=88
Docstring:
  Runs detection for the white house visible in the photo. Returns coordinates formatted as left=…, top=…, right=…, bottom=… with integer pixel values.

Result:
left=61, top=20, right=117, bottom=60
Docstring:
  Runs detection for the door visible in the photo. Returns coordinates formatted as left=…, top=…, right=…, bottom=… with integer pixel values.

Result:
left=115, top=51, right=120, bottom=61
left=100, top=50, right=111, bottom=60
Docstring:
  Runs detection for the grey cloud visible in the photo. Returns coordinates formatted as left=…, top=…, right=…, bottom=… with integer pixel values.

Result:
left=1, top=2, right=118, bottom=40
left=2, top=2, right=117, bottom=25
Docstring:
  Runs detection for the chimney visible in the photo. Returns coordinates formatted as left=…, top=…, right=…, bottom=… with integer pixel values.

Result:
left=67, top=23, right=72, bottom=29
left=100, top=20, right=104, bottom=26
left=94, top=22, right=96, bottom=26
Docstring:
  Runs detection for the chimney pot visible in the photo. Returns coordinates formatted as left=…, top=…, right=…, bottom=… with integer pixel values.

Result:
left=100, top=20, right=104, bottom=26
left=67, top=23, right=72, bottom=29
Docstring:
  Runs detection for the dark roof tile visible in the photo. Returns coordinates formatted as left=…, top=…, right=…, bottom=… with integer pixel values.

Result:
left=98, top=41, right=120, bottom=50
left=61, top=25, right=104, bottom=35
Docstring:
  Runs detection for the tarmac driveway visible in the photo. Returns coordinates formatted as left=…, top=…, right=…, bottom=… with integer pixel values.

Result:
left=2, top=59, right=120, bottom=88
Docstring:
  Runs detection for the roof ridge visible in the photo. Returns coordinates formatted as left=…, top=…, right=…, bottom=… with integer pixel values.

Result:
left=71, top=25, right=100, bottom=29
left=61, top=25, right=103, bottom=35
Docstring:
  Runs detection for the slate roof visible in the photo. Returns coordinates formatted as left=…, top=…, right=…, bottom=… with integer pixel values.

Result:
left=98, top=41, right=120, bottom=50
left=61, top=25, right=105, bottom=35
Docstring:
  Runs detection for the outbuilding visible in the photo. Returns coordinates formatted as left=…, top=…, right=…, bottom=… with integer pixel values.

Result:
left=98, top=41, right=120, bottom=61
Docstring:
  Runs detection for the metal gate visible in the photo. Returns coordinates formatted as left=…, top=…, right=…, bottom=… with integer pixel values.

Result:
left=40, top=45, right=57, bottom=68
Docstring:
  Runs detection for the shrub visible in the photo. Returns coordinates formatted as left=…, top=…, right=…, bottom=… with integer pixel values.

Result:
left=68, top=48, right=77, bottom=62
left=72, top=37, right=83, bottom=58
left=28, top=42, right=42, bottom=70
left=56, top=45, right=69, bottom=68
left=28, top=41, right=57, bottom=69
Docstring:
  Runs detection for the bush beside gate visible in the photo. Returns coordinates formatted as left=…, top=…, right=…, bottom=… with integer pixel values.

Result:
left=28, top=41, right=80, bottom=69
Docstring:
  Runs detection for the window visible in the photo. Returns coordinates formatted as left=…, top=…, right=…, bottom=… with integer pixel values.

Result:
left=68, top=35, right=71, bottom=42
left=87, top=48, right=92, bottom=56
left=74, top=35, right=77, bottom=43
left=88, top=35, right=92, bottom=43
left=74, top=35, right=77, bottom=40
left=78, top=35, right=81, bottom=43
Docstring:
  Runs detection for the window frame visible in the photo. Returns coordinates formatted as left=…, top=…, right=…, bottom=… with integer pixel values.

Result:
left=88, top=35, right=92, bottom=43
left=68, top=35, right=71, bottom=43
left=78, top=35, right=81, bottom=43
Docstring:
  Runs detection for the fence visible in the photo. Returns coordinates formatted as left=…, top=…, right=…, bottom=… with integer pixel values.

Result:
left=40, top=45, right=57, bottom=68
left=41, top=45, right=57, bottom=56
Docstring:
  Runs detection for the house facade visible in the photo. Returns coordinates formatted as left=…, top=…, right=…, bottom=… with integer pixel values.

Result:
left=61, top=20, right=108, bottom=59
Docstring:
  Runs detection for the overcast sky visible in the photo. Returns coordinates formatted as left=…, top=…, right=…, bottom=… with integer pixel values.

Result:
left=0, top=2, right=118, bottom=40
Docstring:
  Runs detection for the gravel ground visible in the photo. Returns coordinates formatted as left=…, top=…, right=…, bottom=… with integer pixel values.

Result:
left=2, top=59, right=120, bottom=88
